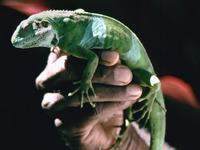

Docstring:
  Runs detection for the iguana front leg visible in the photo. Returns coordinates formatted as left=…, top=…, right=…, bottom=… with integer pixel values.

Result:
left=66, top=45, right=98, bottom=107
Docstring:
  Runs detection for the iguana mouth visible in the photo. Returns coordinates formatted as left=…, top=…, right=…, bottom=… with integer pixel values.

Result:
left=11, top=37, right=23, bottom=47
left=11, top=35, right=32, bottom=48
left=35, top=25, right=52, bottom=35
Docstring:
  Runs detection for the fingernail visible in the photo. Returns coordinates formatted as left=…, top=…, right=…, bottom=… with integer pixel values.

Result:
left=127, top=84, right=142, bottom=97
left=54, top=118, right=63, bottom=127
left=101, top=51, right=119, bottom=65
left=114, top=66, right=132, bottom=84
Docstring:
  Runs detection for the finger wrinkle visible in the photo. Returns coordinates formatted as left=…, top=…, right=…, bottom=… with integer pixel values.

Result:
left=45, top=55, right=67, bottom=78
left=35, top=70, right=50, bottom=89
left=35, top=55, right=67, bottom=89
left=50, top=55, right=67, bottom=73
left=47, top=47, right=67, bottom=65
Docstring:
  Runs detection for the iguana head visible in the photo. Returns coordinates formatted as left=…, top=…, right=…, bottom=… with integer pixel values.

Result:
left=11, top=14, right=58, bottom=49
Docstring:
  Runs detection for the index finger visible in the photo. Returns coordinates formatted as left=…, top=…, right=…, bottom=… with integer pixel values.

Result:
left=36, top=49, right=121, bottom=89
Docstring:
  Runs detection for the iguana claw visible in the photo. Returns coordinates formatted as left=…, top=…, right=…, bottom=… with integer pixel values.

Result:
left=68, top=80, right=96, bottom=108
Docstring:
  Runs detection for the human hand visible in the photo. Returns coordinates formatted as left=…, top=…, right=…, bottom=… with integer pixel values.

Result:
left=36, top=47, right=142, bottom=150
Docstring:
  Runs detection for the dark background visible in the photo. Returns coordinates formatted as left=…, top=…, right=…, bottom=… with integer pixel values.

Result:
left=0, top=0, right=199, bottom=149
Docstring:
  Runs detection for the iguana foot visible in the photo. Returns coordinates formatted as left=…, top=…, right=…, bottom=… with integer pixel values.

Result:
left=68, top=80, right=96, bottom=108
left=132, top=92, right=156, bottom=127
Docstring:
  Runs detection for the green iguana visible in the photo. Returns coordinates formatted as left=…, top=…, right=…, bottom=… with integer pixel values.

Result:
left=11, top=9, right=166, bottom=150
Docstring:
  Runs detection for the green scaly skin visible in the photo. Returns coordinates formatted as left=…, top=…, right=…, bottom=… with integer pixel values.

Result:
left=11, top=9, right=166, bottom=150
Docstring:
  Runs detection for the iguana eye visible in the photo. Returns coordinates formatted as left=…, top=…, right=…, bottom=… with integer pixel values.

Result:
left=41, top=21, right=49, bottom=28
left=36, top=22, right=40, bottom=27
